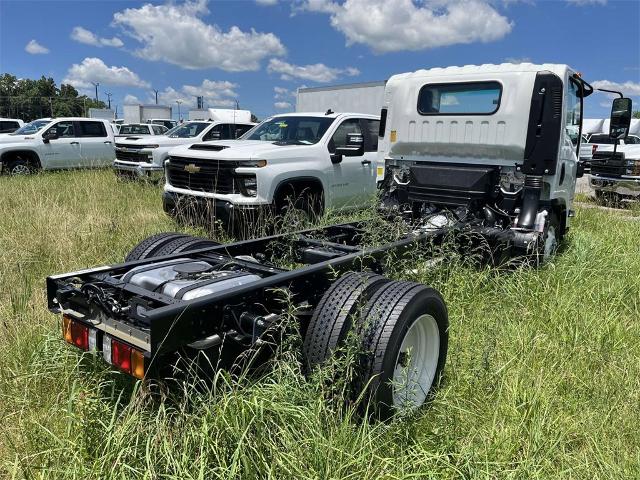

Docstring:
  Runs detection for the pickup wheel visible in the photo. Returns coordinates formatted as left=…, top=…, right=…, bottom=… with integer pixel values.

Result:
left=303, top=272, right=390, bottom=373
left=356, top=281, right=448, bottom=420
left=274, top=184, right=324, bottom=230
left=6, top=158, right=33, bottom=176
left=124, top=232, right=191, bottom=262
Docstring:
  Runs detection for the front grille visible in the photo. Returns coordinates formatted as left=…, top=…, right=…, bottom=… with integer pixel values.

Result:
left=590, top=153, right=629, bottom=178
left=115, top=149, right=149, bottom=163
left=166, top=156, right=240, bottom=194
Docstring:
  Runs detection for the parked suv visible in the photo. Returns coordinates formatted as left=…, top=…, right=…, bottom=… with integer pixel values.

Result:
left=0, top=118, right=115, bottom=175
left=163, top=112, right=380, bottom=231
left=114, top=120, right=255, bottom=181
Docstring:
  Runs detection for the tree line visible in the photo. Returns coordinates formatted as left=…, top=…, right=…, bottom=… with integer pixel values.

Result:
left=0, top=74, right=106, bottom=122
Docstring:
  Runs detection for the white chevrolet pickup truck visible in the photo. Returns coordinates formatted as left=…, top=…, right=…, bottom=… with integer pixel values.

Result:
left=0, top=117, right=115, bottom=175
left=113, top=120, right=255, bottom=181
left=163, top=112, right=380, bottom=232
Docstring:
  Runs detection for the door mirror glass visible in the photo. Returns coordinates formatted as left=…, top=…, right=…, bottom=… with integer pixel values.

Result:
left=609, top=97, right=632, bottom=140
left=42, top=130, right=59, bottom=143
left=334, top=132, right=364, bottom=157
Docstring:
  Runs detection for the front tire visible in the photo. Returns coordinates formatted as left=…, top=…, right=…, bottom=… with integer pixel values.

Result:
left=6, top=158, right=33, bottom=176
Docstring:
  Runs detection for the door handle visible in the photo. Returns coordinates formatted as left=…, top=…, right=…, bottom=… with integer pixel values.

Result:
left=70, top=141, right=79, bottom=145
left=104, top=141, right=112, bottom=144
left=361, top=159, right=372, bottom=165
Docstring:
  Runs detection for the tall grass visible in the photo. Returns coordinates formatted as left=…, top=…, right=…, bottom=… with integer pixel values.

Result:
left=0, top=170, right=639, bottom=478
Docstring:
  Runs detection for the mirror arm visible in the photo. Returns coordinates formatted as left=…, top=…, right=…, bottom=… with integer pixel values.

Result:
left=597, top=88, right=624, bottom=99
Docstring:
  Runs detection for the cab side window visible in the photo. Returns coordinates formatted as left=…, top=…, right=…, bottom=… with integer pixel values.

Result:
left=363, top=119, right=380, bottom=152
left=45, top=121, right=75, bottom=138
left=329, top=119, right=362, bottom=152
left=77, top=121, right=108, bottom=137
left=203, top=124, right=225, bottom=141
left=234, top=124, right=253, bottom=138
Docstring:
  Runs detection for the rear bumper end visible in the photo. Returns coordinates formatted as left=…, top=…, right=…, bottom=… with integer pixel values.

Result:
left=113, top=160, right=163, bottom=181
left=590, top=175, right=640, bottom=197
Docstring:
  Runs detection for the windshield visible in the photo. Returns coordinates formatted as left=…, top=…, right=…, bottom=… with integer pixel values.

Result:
left=119, top=125, right=150, bottom=135
left=168, top=122, right=209, bottom=138
left=242, top=116, right=335, bottom=144
left=12, top=119, right=50, bottom=135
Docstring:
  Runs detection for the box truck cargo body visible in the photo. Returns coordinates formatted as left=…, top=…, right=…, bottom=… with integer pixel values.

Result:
left=123, top=105, right=172, bottom=124
left=296, top=81, right=385, bottom=115
left=88, top=108, right=115, bottom=121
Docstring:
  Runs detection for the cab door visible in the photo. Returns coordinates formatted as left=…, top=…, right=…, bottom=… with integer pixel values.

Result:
left=75, top=121, right=113, bottom=167
left=40, top=121, right=82, bottom=169
left=326, top=118, right=377, bottom=208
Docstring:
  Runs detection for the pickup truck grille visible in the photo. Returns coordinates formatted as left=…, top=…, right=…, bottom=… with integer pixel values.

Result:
left=115, top=150, right=149, bottom=163
left=166, top=156, right=240, bottom=194
left=590, top=153, right=631, bottom=178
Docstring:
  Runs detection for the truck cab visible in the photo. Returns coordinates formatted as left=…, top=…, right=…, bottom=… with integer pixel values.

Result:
left=0, top=117, right=115, bottom=175
left=162, top=112, right=380, bottom=232
left=113, top=120, right=255, bottom=181
left=378, top=63, right=629, bottom=260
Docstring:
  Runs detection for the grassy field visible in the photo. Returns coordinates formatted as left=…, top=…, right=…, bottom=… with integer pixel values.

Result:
left=0, top=169, right=639, bottom=479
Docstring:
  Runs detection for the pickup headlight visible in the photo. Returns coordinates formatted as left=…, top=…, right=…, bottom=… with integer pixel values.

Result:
left=238, top=175, right=257, bottom=196
left=237, top=159, right=267, bottom=168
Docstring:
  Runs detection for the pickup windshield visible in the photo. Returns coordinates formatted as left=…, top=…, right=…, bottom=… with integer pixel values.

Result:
left=168, top=122, right=209, bottom=138
left=11, top=119, right=50, bottom=135
left=242, top=116, right=334, bottom=144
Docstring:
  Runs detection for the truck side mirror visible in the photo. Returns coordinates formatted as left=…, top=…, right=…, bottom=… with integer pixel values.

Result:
left=210, top=131, right=222, bottom=140
left=609, top=97, right=632, bottom=140
left=42, top=130, right=58, bottom=143
left=335, top=132, right=364, bottom=157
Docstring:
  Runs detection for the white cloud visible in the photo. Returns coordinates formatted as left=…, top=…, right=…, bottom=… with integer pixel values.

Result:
left=504, top=56, right=531, bottom=64
left=567, top=0, right=606, bottom=5
left=257, top=0, right=278, bottom=4
left=113, top=0, right=285, bottom=71
left=268, top=58, right=360, bottom=83
left=296, top=0, right=513, bottom=53
left=123, top=94, right=141, bottom=104
left=25, top=39, right=49, bottom=54
left=592, top=80, right=640, bottom=97
left=274, top=101, right=293, bottom=109
left=63, top=57, right=150, bottom=89
left=153, top=79, right=239, bottom=108
left=274, top=86, right=296, bottom=100
left=71, top=27, right=123, bottom=48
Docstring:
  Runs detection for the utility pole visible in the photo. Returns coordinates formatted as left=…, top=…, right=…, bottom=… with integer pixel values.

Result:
left=91, top=82, right=100, bottom=103
left=153, top=89, right=159, bottom=105
left=176, top=100, right=182, bottom=121
left=234, top=99, right=239, bottom=110
left=106, top=92, right=112, bottom=109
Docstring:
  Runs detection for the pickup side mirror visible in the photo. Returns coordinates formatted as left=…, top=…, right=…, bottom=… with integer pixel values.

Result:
left=209, top=131, right=222, bottom=141
left=42, top=130, right=59, bottom=143
left=334, top=132, right=365, bottom=157
left=609, top=97, right=632, bottom=140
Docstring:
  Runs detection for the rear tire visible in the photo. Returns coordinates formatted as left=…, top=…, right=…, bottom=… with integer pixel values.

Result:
left=153, top=236, right=220, bottom=257
left=356, top=281, right=448, bottom=420
left=124, top=232, right=190, bottom=262
left=303, top=272, right=389, bottom=372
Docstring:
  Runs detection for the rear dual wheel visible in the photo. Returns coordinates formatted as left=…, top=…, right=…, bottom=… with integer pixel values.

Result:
left=304, top=272, right=448, bottom=420
left=125, top=232, right=219, bottom=262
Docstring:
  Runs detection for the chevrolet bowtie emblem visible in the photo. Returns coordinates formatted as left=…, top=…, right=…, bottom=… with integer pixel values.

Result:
left=184, top=163, right=200, bottom=174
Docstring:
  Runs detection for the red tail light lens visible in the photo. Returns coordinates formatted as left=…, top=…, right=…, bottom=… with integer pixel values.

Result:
left=111, top=339, right=132, bottom=374
left=62, top=315, right=89, bottom=351
left=592, top=144, right=598, bottom=155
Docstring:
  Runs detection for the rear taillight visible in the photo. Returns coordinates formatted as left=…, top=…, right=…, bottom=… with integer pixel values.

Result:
left=592, top=144, right=598, bottom=155
left=62, top=315, right=88, bottom=350
left=102, top=334, right=145, bottom=378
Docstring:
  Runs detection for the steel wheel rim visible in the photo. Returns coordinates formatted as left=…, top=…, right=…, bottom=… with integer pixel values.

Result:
left=11, top=164, right=30, bottom=175
left=392, top=313, right=440, bottom=410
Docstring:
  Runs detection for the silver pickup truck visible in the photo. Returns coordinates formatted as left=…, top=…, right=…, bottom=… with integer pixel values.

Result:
left=590, top=144, right=640, bottom=200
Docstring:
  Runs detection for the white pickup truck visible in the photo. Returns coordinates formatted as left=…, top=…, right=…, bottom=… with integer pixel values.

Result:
left=113, top=120, right=255, bottom=181
left=162, top=112, right=380, bottom=232
left=0, top=117, right=115, bottom=175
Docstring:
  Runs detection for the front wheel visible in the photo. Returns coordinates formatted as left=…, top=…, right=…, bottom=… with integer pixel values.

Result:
left=6, top=158, right=33, bottom=176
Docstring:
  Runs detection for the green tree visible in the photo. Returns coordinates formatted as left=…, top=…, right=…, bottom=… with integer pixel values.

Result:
left=632, top=110, right=640, bottom=119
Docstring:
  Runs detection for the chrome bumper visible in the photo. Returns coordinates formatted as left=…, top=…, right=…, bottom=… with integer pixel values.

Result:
left=590, top=175, right=640, bottom=197
left=113, top=160, right=163, bottom=181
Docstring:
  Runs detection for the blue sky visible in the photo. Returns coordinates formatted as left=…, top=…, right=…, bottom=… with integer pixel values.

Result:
left=1, top=0, right=638, bottom=120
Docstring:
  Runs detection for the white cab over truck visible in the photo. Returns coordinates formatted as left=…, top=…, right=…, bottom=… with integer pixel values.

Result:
left=378, top=63, right=629, bottom=260
left=113, top=119, right=255, bottom=181
left=0, top=117, right=115, bottom=175
left=162, top=112, right=380, bottom=232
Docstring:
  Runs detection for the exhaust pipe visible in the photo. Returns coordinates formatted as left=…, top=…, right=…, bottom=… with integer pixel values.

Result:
left=517, top=175, right=542, bottom=230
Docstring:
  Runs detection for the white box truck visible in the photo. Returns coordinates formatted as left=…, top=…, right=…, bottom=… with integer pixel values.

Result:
left=123, top=104, right=172, bottom=125
left=296, top=81, right=386, bottom=115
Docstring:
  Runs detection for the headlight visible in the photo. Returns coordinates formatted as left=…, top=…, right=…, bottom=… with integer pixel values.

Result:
left=237, top=159, right=267, bottom=168
left=238, top=175, right=257, bottom=196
